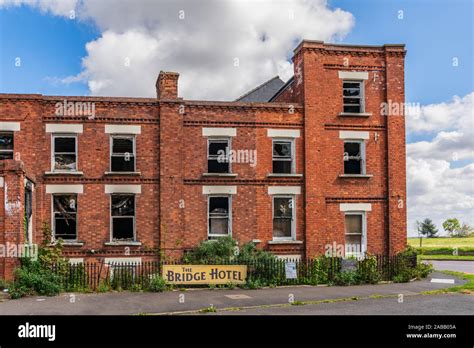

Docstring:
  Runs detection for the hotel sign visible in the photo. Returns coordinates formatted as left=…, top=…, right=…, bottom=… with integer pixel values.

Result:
left=162, top=265, right=247, bottom=285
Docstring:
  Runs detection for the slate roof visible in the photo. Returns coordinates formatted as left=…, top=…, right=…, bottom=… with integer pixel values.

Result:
left=235, top=76, right=286, bottom=102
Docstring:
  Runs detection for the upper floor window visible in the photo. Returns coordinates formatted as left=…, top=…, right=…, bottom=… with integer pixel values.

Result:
left=343, top=141, right=365, bottom=175
left=343, top=81, right=364, bottom=113
left=207, top=138, right=230, bottom=173
left=208, top=196, right=231, bottom=238
left=111, top=194, right=135, bottom=241
left=111, top=135, right=136, bottom=172
left=273, top=196, right=295, bottom=240
left=272, top=140, right=294, bottom=174
left=53, top=194, right=77, bottom=240
left=53, top=135, right=77, bottom=171
left=0, top=132, right=13, bottom=160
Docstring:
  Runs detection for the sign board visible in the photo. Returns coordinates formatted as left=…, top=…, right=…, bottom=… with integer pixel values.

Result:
left=285, top=262, right=297, bottom=279
left=341, top=259, right=357, bottom=272
left=162, top=265, right=247, bottom=285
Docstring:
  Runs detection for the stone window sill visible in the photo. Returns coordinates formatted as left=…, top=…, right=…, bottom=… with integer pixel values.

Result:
left=104, top=241, right=142, bottom=246
left=53, top=241, right=84, bottom=247
left=338, top=112, right=372, bottom=117
left=267, top=173, right=303, bottom=178
left=45, top=171, right=83, bottom=176
left=338, top=174, right=373, bottom=178
left=202, top=173, right=238, bottom=177
left=268, top=240, right=303, bottom=245
left=104, top=171, right=141, bottom=176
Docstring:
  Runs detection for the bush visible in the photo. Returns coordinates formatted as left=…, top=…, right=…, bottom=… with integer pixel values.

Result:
left=392, top=246, right=432, bottom=282
left=332, top=271, right=361, bottom=286
left=357, top=255, right=381, bottom=284
left=12, top=258, right=63, bottom=297
left=148, top=275, right=167, bottom=292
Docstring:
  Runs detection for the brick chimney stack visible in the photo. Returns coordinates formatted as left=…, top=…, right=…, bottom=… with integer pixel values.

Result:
left=156, top=71, right=179, bottom=99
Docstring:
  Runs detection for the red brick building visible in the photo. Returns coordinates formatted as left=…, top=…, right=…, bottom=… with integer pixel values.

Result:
left=0, top=41, right=407, bottom=279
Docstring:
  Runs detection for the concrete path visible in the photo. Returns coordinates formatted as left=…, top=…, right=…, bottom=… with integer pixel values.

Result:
left=0, top=272, right=466, bottom=315
left=425, top=260, right=474, bottom=274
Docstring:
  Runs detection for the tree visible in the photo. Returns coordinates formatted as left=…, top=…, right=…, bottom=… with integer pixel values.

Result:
left=442, top=218, right=461, bottom=237
left=417, top=218, right=438, bottom=238
left=457, top=223, right=474, bottom=237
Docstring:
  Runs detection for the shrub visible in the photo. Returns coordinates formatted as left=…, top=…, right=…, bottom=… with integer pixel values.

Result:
left=357, top=255, right=381, bottom=284
left=332, top=271, right=361, bottom=286
left=392, top=246, right=432, bottom=282
left=12, top=258, right=63, bottom=297
left=148, top=274, right=167, bottom=292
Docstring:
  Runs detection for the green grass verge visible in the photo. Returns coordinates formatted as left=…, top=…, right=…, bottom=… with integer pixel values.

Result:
left=419, top=255, right=474, bottom=261
left=422, top=270, right=474, bottom=295
left=408, top=237, right=474, bottom=248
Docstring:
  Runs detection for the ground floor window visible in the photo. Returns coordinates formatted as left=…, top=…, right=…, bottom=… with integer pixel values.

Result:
left=273, top=196, right=295, bottom=239
left=344, top=212, right=366, bottom=255
left=208, top=196, right=231, bottom=238
left=111, top=194, right=135, bottom=241
left=53, top=194, right=77, bottom=240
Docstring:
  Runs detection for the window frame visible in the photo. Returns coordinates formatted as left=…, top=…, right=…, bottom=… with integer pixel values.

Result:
left=272, top=138, right=295, bottom=174
left=342, top=80, right=365, bottom=113
left=207, top=137, right=232, bottom=174
left=344, top=211, right=367, bottom=256
left=343, top=140, right=366, bottom=175
left=110, top=193, right=137, bottom=242
left=109, top=134, right=137, bottom=173
left=0, top=132, right=14, bottom=160
left=51, top=193, right=78, bottom=242
left=207, top=195, right=232, bottom=238
left=272, top=195, right=296, bottom=241
left=51, top=134, right=78, bottom=172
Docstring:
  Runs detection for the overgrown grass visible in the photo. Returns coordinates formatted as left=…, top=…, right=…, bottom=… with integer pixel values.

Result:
left=419, top=255, right=474, bottom=261
left=408, top=237, right=474, bottom=248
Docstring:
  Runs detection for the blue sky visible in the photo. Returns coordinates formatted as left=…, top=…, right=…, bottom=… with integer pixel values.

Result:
left=0, top=0, right=472, bottom=235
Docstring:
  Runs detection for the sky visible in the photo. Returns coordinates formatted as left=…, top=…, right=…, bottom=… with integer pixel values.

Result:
left=0, top=0, right=472, bottom=236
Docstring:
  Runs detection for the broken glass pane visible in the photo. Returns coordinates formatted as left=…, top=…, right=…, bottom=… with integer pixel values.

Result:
left=112, top=195, right=135, bottom=216
left=112, top=217, right=134, bottom=240
left=112, top=137, right=133, bottom=154
left=273, top=142, right=291, bottom=158
left=55, top=154, right=77, bottom=170
left=55, top=137, right=75, bottom=153
left=274, top=197, right=292, bottom=218
left=111, top=156, right=135, bottom=172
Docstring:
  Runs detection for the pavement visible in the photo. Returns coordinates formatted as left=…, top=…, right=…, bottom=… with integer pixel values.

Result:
left=0, top=271, right=469, bottom=315
left=424, top=260, right=474, bottom=274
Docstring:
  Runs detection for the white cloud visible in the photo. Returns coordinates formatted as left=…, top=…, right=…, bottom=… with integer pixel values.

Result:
left=4, top=0, right=354, bottom=99
left=0, top=0, right=78, bottom=17
left=407, top=93, right=474, bottom=236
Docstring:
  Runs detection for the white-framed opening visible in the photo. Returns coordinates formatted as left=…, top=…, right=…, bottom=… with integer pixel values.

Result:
left=109, top=134, right=137, bottom=172
left=51, top=134, right=78, bottom=172
left=272, top=195, right=296, bottom=241
left=207, top=195, right=232, bottom=239
left=344, top=211, right=367, bottom=257
left=110, top=193, right=136, bottom=242
left=207, top=137, right=232, bottom=174
left=272, top=138, right=295, bottom=174
left=342, top=80, right=365, bottom=113
left=343, top=140, right=366, bottom=175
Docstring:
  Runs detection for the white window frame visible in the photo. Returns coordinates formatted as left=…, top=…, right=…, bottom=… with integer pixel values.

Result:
left=109, top=134, right=137, bottom=172
left=344, top=211, right=367, bottom=256
left=343, top=140, right=366, bottom=175
left=272, top=195, right=296, bottom=241
left=110, top=193, right=136, bottom=242
left=207, top=137, right=232, bottom=174
left=51, top=193, right=78, bottom=242
left=0, top=132, right=14, bottom=159
left=207, top=195, right=232, bottom=238
left=51, top=134, right=78, bottom=172
left=272, top=138, right=295, bottom=174
left=343, top=80, right=365, bottom=113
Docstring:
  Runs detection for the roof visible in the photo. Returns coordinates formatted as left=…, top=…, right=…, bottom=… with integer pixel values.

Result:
left=235, top=76, right=286, bottom=102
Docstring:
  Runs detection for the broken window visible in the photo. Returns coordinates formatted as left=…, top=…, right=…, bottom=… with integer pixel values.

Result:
left=345, top=213, right=364, bottom=255
left=111, top=136, right=135, bottom=172
left=208, top=196, right=230, bottom=237
left=273, top=196, right=294, bottom=239
left=207, top=139, right=230, bottom=173
left=272, top=140, right=293, bottom=174
left=53, top=194, right=77, bottom=240
left=0, top=132, right=14, bottom=160
left=53, top=136, right=77, bottom=171
left=343, top=81, right=363, bottom=113
left=343, top=141, right=365, bottom=174
left=111, top=194, right=135, bottom=241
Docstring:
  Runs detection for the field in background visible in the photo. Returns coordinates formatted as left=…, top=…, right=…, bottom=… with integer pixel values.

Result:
left=408, top=237, right=474, bottom=260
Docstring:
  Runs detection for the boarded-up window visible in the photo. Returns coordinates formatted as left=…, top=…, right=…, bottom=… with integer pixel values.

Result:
left=53, top=194, right=77, bottom=240
left=111, top=194, right=135, bottom=241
